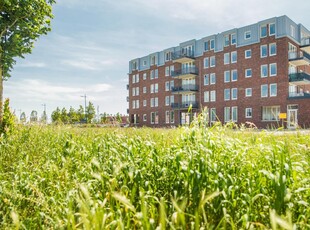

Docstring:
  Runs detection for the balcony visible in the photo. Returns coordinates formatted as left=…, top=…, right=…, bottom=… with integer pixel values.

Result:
left=289, top=72, right=310, bottom=85
left=171, top=101, right=199, bottom=109
left=301, top=37, right=310, bottom=53
left=171, top=67, right=198, bottom=79
left=171, top=84, right=199, bottom=94
left=288, top=92, right=310, bottom=99
left=172, top=50, right=195, bottom=63
left=289, top=51, right=310, bottom=66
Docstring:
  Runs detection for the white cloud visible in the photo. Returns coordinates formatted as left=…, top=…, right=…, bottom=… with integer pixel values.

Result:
left=18, top=62, right=47, bottom=68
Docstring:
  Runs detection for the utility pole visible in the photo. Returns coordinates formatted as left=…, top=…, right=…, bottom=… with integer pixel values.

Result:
left=42, top=104, right=46, bottom=123
left=80, top=94, right=87, bottom=123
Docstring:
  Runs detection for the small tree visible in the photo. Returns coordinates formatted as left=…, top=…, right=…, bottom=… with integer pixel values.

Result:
left=30, top=110, right=38, bottom=123
left=51, top=107, right=61, bottom=123
left=68, top=107, right=79, bottom=124
left=101, top=112, right=108, bottom=124
left=61, top=107, right=69, bottom=124
left=86, top=102, right=95, bottom=123
left=20, top=112, right=26, bottom=123
left=0, top=98, right=15, bottom=135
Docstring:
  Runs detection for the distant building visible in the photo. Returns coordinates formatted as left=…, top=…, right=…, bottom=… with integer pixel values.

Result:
left=128, top=15, right=310, bottom=128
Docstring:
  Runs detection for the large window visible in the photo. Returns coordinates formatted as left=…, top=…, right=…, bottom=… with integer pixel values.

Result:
left=261, top=45, right=268, bottom=58
left=231, top=51, right=237, bottom=63
left=231, top=70, right=238, bottom=81
left=261, top=65, right=268, bottom=78
left=204, top=91, right=209, bottom=102
left=245, top=108, right=252, bottom=118
left=270, top=63, right=277, bottom=76
left=224, top=53, right=230, bottom=65
left=270, top=83, right=277, bottom=97
left=261, top=25, right=267, bottom=37
left=269, top=43, right=277, bottom=56
left=224, top=89, right=230, bottom=101
left=231, top=88, right=238, bottom=100
left=269, top=23, right=276, bottom=36
left=210, top=56, right=216, bottom=67
left=210, top=73, right=216, bottom=84
left=224, top=71, right=230, bottom=83
left=262, top=106, right=280, bottom=121
left=232, top=107, right=238, bottom=122
left=165, top=111, right=170, bottom=124
left=261, top=84, right=268, bottom=97
left=204, top=74, right=209, bottom=85
left=224, top=107, right=231, bottom=122
left=204, top=57, right=209, bottom=68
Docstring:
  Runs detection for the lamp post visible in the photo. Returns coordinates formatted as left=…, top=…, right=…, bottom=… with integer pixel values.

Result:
left=80, top=94, right=87, bottom=123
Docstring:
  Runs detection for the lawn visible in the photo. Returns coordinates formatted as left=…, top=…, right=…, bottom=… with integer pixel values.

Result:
left=0, top=123, right=309, bottom=229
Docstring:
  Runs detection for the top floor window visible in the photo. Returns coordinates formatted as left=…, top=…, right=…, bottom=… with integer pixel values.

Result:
left=261, top=25, right=267, bottom=38
left=204, top=41, right=209, bottom=51
left=231, top=33, right=236, bottom=45
left=210, top=39, right=215, bottom=50
left=224, top=35, right=229, bottom=46
left=151, top=56, right=156, bottom=65
left=269, top=23, right=276, bottom=36
left=165, top=52, right=171, bottom=61
left=245, top=31, right=251, bottom=40
left=132, top=61, right=137, bottom=70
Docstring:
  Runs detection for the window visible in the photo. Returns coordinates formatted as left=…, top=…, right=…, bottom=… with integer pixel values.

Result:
left=143, top=87, right=147, bottom=94
left=270, top=83, right=277, bottom=97
left=170, top=111, right=175, bottom=123
left=262, top=106, right=280, bottom=121
left=270, top=63, right=277, bottom=76
left=151, top=112, right=155, bottom=124
left=165, top=52, right=171, bottom=61
left=232, top=107, right=238, bottom=122
left=165, top=111, right=170, bottom=124
left=224, top=107, right=231, bottom=122
left=245, top=68, right=252, bottom=78
left=261, top=65, right=268, bottom=78
left=261, top=84, right=268, bottom=97
left=132, top=61, right=137, bottom=70
left=170, top=80, right=174, bottom=90
left=269, top=23, right=276, bottom=36
left=224, top=35, right=229, bottom=46
left=231, top=88, right=238, bottom=100
left=231, top=70, right=238, bottom=81
left=150, top=98, right=155, bottom=107
left=245, top=108, right=252, bottom=118
left=245, top=88, right=252, bottom=97
left=204, top=91, right=209, bottom=102
left=210, top=108, right=216, bottom=122
left=150, top=84, right=154, bottom=93
left=165, top=81, right=170, bottom=91
left=290, top=25, right=295, bottom=38
left=224, top=71, right=230, bottom=83
left=151, top=56, right=156, bottom=65
left=143, top=60, right=147, bottom=66
left=245, top=31, right=251, bottom=39
left=204, top=57, right=209, bottom=68
left=143, top=114, right=147, bottom=121
left=261, top=25, right=267, bottom=38
left=204, top=41, right=209, bottom=51
left=132, top=75, right=136, bottom=84
left=210, top=90, right=216, bottom=102
left=210, top=39, right=215, bottom=50
left=136, top=100, right=139, bottom=109
left=224, top=53, right=230, bottom=65
left=165, top=66, right=170, bottom=76
left=210, top=56, right=216, bottom=67
left=170, top=65, right=174, bottom=76
left=165, top=96, right=170, bottom=106
left=261, top=45, right=268, bottom=58
left=170, top=95, right=174, bottom=104
left=155, top=69, right=158, bottom=79
left=224, top=88, right=230, bottom=101
left=155, top=97, right=158, bottom=107
left=231, top=33, right=236, bottom=45
left=231, top=51, right=237, bottom=63
left=150, top=70, right=155, bottom=80
left=269, top=43, right=276, bottom=56
left=132, top=100, right=136, bottom=109
left=155, top=83, right=158, bottom=93
left=204, top=74, right=209, bottom=85
left=143, top=73, right=147, bottom=80
left=143, top=100, right=147, bottom=107
left=245, top=49, right=251, bottom=58
left=210, top=73, right=216, bottom=84
left=136, top=87, right=139, bottom=96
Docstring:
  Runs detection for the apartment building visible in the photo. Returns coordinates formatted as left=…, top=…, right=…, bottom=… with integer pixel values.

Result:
left=128, top=15, right=310, bottom=128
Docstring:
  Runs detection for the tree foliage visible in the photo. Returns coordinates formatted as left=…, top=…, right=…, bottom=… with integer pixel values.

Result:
left=0, top=0, right=55, bottom=123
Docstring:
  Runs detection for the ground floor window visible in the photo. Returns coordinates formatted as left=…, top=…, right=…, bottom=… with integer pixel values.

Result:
left=210, top=108, right=216, bottom=122
left=224, top=107, right=230, bottom=122
left=262, top=106, right=280, bottom=121
left=143, top=114, right=147, bottom=121
left=151, top=112, right=158, bottom=124
left=245, top=108, right=252, bottom=118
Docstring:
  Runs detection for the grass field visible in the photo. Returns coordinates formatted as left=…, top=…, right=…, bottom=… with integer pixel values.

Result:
left=0, top=123, right=309, bottom=229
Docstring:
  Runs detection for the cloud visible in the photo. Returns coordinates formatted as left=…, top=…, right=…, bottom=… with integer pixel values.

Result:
left=18, top=62, right=47, bottom=68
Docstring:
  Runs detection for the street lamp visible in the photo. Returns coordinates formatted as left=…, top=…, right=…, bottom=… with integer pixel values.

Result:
left=80, top=94, right=87, bottom=123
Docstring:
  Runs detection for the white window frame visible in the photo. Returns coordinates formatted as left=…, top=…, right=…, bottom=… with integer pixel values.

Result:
left=270, top=83, right=277, bottom=97
left=204, top=74, right=209, bottom=85
left=245, top=31, right=251, bottom=40
left=210, top=39, right=215, bottom=50
left=231, top=33, right=236, bottom=45
left=269, top=43, right=277, bottom=56
left=204, top=91, right=209, bottom=102
left=262, top=106, right=280, bottom=121
left=260, top=44, right=268, bottom=58
left=232, top=106, right=238, bottom=122
left=224, top=71, right=230, bottom=83
left=210, top=73, right=216, bottom=85
left=245, top=108, right=252, bottom=118
left=245, top=68, right=252, bottom=78
left=261, top=64, right=268, bottom=78
left=260, top=25, right=267, bottom=38
left=261, top=84, right=268, bottom=98
left=210, top=90, right=216, bottom=102
left=231, top=51, right=237, bottom=63
left=245, top=49, right=251, bottom=59
left=210, top=56, right=216, bottom=67
left=224, top=53, right=230, bottom=65
left=165, top=81, right=170, bottom=91
left=269, top=23, right=276, bottom=36
left=224, top=88, right=230, bottom=101
left=204, top=57, right=209, bottom=68
left=270, top=63, right=277, bottom=77
left=231, top=69, right=238, bottom=82
left=143, top=73, right=147, bottom=80
left=245, top=88, right=252, bottom=97
left=224, top=107, right=231, bottom=122
left=231, top=88, right=237, bottom=100
left=224, top=35, right=229, bottom=47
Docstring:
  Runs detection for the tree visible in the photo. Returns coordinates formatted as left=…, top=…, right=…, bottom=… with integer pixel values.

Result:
left=61, top=107, right=69, bottom=124
left=0, top=0, right=55, bottom=124
left=77, top=105, right=85, bottom=123
left=51, top=107, right=61, bottom=123
left=101, top=112, right=108, bottom=124
left=30, top=110, right=38, bottom=123
left=68, top=107, right=79, bottom=124
left=86, top=102, right=95, bottom=123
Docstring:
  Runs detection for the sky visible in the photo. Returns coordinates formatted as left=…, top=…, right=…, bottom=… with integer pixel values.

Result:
left=4, top=0, right=310, bottom=121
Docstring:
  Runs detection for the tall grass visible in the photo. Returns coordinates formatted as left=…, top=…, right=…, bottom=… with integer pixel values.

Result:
left=0, top=124, right=309, bottom=229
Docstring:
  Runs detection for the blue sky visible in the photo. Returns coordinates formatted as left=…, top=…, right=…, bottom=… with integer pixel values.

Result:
left=4, top=0, right=310, bottom=120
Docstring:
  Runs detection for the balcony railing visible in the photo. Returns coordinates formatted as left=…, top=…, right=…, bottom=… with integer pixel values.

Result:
left=301, top=37, right=310, bottom=46
left=171, top=101, right=199, bottom=109
left=288, top=92, right=310, bottom=99
left=288, top=51, right=310, bottom=66
left=172, top=50, right=195, bottom=61
left=171, top=84, right=199, bottom=93
left=289, top=72, right=310, bottom=82
left=171, top=67, right=198, bottom=78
